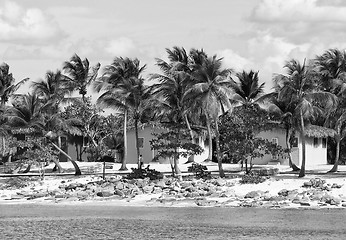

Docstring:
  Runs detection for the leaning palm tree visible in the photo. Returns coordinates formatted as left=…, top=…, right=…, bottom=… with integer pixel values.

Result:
left=95, top=57, right=150, bottom=170
left=184, top=54, right=233, bottom=178
left=275, top=59, right=337, bottom=177
left=63, top=54, right=100, bottom=102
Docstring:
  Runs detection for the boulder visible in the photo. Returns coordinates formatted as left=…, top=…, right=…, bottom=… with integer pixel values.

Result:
left=96, top=191, right=114, bottom=197
left=245, top=190, right=264, bottom=199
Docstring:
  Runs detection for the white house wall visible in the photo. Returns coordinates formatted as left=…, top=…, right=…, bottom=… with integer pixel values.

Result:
left=127, top=127, right=209, bottom=164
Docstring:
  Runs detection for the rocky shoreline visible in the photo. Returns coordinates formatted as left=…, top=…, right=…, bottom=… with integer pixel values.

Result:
left=1, top=175, right=346, bottom=208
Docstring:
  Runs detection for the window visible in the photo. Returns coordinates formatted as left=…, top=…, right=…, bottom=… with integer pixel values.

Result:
left=291, top=137, right=298, bottom=147
left=138, top=137, right=144, bottom=148
left=322, top=138, right=327, bottom=148
left=313, top=138, right=319, bottom=148
left=271, top=138, right=278, bottom=145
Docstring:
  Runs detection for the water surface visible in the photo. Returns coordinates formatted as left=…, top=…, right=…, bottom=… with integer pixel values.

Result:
left=0, top=204, right=345, bottom=239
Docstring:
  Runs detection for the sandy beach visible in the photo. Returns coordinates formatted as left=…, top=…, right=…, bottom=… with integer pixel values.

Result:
left=1, top=162, right=346, bottom=209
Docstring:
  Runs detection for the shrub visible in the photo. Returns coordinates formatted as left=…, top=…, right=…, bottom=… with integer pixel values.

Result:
left=126, top=165, right=163, bottom=180
left=240, top=172, right=268, bottom=184
left=188, top=163, right=211, bottom=179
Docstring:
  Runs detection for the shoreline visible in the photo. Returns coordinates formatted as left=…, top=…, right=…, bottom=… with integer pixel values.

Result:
left=1, top=169, right=346, bottom=210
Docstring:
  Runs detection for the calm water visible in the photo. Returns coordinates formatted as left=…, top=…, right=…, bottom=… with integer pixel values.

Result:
left=1, top=204, right=346, bottom=239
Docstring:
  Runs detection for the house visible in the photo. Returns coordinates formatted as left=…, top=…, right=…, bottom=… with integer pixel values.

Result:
left=127, top=124, right=334, bottom=167
left=254, top=125, right=334, bottom=166
left=126, top=125, right=209, bottom=164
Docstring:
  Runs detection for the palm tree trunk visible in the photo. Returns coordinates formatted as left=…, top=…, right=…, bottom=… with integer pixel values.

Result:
left=184, top=114, right=195, bottom=163
left=214, top=118, right=225, bottom=177
left=134, top=118, right=141, bottom=169
left=205, top=114, right=213, bottom=162
left=50, top=142, right=81, bottom=175
left=174, top=127, right=181, bottom=177
left=285, top=127, right=300, bottom=171
left=119, top=109, right=128, bottom=171
left=299, top=111, right=306, bottom=178
left=329, top=136, right=340, bottom=173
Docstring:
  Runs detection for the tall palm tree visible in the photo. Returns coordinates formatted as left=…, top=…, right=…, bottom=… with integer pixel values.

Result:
left=0, top=63, right=29, bottom=107
left=231, top=70, right=265, bottom=106
left=63, top=54, right=100, bottom=102
left=264, top=93, right=301, bottom=171
left=275, top=59, right=337, bottom=177
left=314, top=48, right=346, bottom=172
left=184, top=54, right=233, bottom=177
left=95, top=57, right=150, bottom=170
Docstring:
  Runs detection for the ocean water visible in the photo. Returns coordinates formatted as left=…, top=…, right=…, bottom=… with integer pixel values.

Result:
left=0, top=204, right=346, bottom=239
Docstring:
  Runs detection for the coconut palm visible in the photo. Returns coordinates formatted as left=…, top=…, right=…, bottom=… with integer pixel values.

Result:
left=95, top=57, right=150, bottom=170
left=231, top=70, right=265, bottom=106
left=264, top=93, right=301, bottom=171
left=63, top=54, right=100, bottom=102
left=0, top=63, right=29, bottom=107
left=314, top=48, right=346, bottom=172
left=184, top=54, right=233, bottom=177
left=275, top=59, right=337, bottom=177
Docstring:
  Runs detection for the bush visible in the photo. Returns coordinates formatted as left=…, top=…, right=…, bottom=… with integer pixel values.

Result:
left=126, top=165, right=163, bottom=180
left=240, top=172, right=268, bottom=184
left=188, top=163, right=211, bottom=179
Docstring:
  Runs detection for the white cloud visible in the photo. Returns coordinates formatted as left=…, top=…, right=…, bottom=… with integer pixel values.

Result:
left=251, top=0, right=346, bottom=22
left=216, top=49, right=253, bottom=72
left=0, top=1, right=64, bottom=43
left=104, top=37, right=136, bottom=57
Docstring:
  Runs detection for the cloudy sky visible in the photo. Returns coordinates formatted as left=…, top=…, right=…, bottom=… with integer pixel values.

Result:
left=2, top=0, right=346, bottom=94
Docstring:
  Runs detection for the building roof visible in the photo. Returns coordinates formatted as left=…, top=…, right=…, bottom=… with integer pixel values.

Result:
left=304, top=125, right=336, bottom=138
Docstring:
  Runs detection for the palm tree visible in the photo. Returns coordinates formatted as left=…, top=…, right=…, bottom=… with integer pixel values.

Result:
left=150, top=69, right=190, bottom=174
left=63, top=54, right=100, bottom=102
left=0, top=63, right=29, bottom=107
left=314, top=48, right=346, bottom=172
left=264, top=94, right=301, bottom=171
left=95, top=57, right=150, bottom=170
left=275, top=59, right=337, bottom=177
left=231, top=70, right=265, bottom=106
left=184, top=54, right=233, bottom=177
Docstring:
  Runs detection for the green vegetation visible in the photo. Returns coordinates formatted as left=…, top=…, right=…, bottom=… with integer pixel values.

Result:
left=0, top=47, right=346, bottom=178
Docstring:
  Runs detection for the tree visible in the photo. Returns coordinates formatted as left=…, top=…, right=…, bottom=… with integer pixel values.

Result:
left=314, top=48, right=346, bottom=172
left=95, top=57, right=151, bottom=170
left=0, top=63, right=28, bottom=107
left=150, top=124, right=203, bottom=177
left=231, top=70, right=265, bottom=106
left=264, top=95, right=301, bottom=171
left=184, top=53, right=233, bottom=177
left=63, top=54, right=100, bottom=102
left=219, top=105, right=283, bottom=173
left=274, top=59, right=337, bottom=177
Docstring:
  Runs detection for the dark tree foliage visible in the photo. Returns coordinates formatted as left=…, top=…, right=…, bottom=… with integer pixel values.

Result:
left=150, top=123, right=203, bottom=176
left=219, top=105, right=283, bottom=173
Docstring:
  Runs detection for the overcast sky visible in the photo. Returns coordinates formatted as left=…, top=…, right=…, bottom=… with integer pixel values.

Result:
left=1, top=0, right=346, bottom=94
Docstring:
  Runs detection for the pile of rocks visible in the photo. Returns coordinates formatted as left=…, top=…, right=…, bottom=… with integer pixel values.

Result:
left=2, top=176, right=346, bottom=208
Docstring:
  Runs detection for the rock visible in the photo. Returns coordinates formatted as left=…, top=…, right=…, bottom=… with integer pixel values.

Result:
left=155, top=179, right=167, bottom=188
left=142, top=185, right=154, bottom=194
left=115, top=181, right=126, bottom=190
left=213, top=178, right=226, bottom=187
left=195, top=199, right=218, bottom=207
left=342, top=203, right=346, bottom=207
left=152, top=187, right=163, bottom=194
left=331, top=183, right=342, bottom=189
left=278, top=189, right=289, bottom=197
left=245, top=190, right=264, bottom=199
left=114, top=189, right=125, bottom=197
left=96, top=191, right=113, bottom=197
left=300, top=201, right=311, bottom=206
left=65, top=182, right=84, bottom=191
left=303, top=182, right=312, bottom=187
